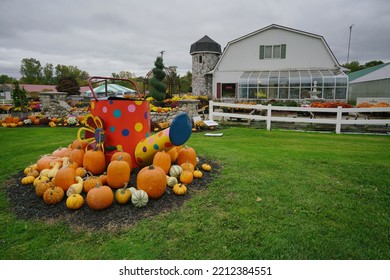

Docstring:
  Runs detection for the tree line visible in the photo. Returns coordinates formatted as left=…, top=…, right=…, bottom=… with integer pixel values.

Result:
left=0, top=57, right=193, bottom=95
left=341, top=60, right=384, bottom=72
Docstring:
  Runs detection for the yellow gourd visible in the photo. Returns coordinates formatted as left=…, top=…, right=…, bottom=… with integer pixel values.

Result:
left=201, top=163, right=212, bottom=172
left=115, top=183, right=132, bottom=204
left=21, top=176, right=36, bottom=185
left=66, top=194, right=84, bottom=210
left=66, top=176, right=84, bottom=196
left=47, top=161, right=61, bottom=179
left=173, top=183, right=187, bottom=195
left=33, top=175, right=50, bottom=187
left=193, top=169, right=203, bottom=178
left=40, top=169, right=51, bottom=177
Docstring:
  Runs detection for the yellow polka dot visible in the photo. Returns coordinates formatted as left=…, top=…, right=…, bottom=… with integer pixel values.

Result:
left=90, top=101, right=95, bottom=110
left=135, top=100, right=143, bottom=105
left=135, top=122, right=143, bottom=132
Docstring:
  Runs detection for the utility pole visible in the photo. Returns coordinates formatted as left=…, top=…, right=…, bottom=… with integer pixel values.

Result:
left=347, top=24, right=354, bottom=64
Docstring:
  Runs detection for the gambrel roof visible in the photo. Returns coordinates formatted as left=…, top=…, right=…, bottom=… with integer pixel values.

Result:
left=213, top=23, right=343, bottom=72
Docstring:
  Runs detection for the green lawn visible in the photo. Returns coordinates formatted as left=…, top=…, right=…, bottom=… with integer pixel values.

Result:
left=0, top=126, right=389, bottom=259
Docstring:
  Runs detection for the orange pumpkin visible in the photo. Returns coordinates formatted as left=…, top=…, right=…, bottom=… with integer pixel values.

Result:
left=66, top=159, right=79, bottom=170
left=35, top=180, right=54, bottom=197
left=180, top=162, right=195, bottom=173
left=69, top=148, right=85, bottom=167
left=175, top=145, right=182, bottom=153
left=53, top=166, right=77, bottom=191
left=28, top=115, right=36, bottom=122
left=77, top=115, right=85, bottom=123
left=136, top=165, right=166, bottom=199
left=107, top=159, right=131, bottom=189
left=177, top=146, right=197, bottom=166
left=152, top=151, right=171, bottom=174
left=43, top=186, right=64, bottom=204
left=83, top=148, right=106, bottom=175
left=75, top=167, right=88, bottom=177
left=36, top=155, right=59, bottom=171
left=86, top=185, right=114, bottom=210
left=12, top=116, right=20, bottom=124
left=4, top=115, right=13, bottom=123
left=167, top=147, right=178, bottom=163
left=83, top=174, right=103, bottom=193
left=180, top=170, right=193, bottom=184
left=110, top=151, right=132, bottom=170
left=52, top=147, right=72, bottom=158
left=99, top=173, right=108, bottom=185
left=70, top=139, right=89, bottom=150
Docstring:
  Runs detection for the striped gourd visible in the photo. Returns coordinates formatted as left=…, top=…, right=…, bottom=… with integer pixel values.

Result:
left=167, top=176, right=178, bottom=188
left=169, top=165, right=183, bottom=178
left=131, top=190, right=149, bottom=208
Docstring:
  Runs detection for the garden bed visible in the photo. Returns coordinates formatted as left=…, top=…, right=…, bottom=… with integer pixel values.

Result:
left=4, top=157, right=221, bottom=232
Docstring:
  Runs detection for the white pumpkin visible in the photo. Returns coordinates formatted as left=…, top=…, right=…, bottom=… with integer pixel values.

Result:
left=131, top=190, right=149, bottom=208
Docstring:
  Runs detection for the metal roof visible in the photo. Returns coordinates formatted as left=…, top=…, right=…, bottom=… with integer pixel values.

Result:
left=190, top=35, right=221, bottom=55
left=348, top=62, right=390, bottom=84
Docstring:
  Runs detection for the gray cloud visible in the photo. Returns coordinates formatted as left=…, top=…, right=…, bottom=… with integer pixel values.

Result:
left=1, top=0, right=389, bottom=79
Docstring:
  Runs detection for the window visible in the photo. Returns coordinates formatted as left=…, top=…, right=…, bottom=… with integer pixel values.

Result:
left=238, top=70, right=348, bottom=101
left=260, top=44, right=286, bottom=59
left=199, top=55, right=202, bottom=63
left=264, top=46, right=272, bottom=58
left=222, top=83, right=236, bottom=98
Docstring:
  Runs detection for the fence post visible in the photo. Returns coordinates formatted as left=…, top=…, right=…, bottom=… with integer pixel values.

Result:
left=209, top=100, right=214, bottom=120
left=335, top=106, right=342, bottom=134
left=266, top=104, right=272, bottom=131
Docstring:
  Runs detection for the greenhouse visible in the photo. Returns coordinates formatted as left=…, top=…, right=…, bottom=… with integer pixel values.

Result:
left=238, top=69, right=348, bottom=101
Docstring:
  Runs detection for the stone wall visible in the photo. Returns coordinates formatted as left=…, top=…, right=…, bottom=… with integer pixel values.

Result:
left=150, top=99, right=200, bottom=125
left=39, top=92, right=73, bottom=117
left=191, top=53, right=220, bottom=97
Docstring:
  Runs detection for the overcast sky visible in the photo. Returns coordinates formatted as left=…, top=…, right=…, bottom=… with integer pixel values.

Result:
left=1, top=0, right=389, bottom=79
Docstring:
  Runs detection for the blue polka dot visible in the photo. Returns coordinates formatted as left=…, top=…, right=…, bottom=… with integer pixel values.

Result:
left=153, top=144, right=159, bottom=150
left=110, top=126, right=115, bottom=132
left=122, top=129, right=130, bottom=136
left=144, top=112, right=148, bottom=119
left=109, top=100, right=114, bottom=105
left=113, top=109, right=121, bottom=118
left=145, top=132, right=149, bottom=138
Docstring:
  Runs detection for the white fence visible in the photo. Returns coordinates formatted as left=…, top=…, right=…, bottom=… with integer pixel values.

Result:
left=208, top=101, right=390, bottom=134
left=0, top=99, right=13, bottom=105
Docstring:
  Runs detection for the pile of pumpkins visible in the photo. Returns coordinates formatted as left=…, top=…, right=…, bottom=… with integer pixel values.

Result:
left=20, top=138, right=212, bottom=211
left=1, top=115, right=33, bottom=127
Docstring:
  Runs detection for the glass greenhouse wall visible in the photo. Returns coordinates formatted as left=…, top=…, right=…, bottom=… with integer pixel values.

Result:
left=238, top=69, right=348, bottom=100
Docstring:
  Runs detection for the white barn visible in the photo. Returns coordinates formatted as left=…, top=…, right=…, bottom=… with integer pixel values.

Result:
left=209, top=24, right=348, bottom=101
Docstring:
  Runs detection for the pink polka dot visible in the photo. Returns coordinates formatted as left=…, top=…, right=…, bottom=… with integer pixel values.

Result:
left=102, top=106, right=108, bottom=113
left=128, top=104, right=136, bottom=112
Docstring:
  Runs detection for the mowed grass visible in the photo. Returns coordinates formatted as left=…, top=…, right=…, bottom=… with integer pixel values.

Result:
left=0, top=126, right=389, bottom=260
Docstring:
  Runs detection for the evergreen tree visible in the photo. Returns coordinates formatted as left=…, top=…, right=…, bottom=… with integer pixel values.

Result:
left=149, top=56, right=167, bottom=101
left=11, top=81, right=28, bottom=110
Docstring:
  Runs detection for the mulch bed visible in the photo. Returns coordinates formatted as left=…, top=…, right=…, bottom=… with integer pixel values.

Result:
left=3, top=157, right=221, bottom=231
